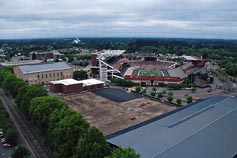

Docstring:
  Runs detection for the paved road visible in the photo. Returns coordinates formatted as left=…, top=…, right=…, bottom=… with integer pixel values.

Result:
left=0, top=88, right=50, bottom=158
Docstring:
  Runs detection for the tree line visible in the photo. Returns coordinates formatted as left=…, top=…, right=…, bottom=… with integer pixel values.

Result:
left=0, top=66, right=140, bottom=158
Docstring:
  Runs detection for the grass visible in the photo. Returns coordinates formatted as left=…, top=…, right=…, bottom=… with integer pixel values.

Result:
left=136, top=70, right=164, bottom=77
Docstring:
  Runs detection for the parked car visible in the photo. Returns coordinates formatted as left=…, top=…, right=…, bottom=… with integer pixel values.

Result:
left=1, top=140, right=6, bottom=143
left=3, top=143, right=11, bottom=147
left=0, top=131, right=3, bottom=135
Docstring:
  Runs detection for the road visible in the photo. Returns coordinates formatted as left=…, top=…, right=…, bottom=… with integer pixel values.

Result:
left=0, top=88, right=50, bottom=158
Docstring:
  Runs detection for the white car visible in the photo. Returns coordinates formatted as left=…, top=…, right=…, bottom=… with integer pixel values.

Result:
left=3, top=143, right=11, bottom=147
left=1, top=140, right=6, bottom=143
left=0, top=131, right=3, bottom=135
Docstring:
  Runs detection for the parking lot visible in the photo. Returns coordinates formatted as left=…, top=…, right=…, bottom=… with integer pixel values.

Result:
left=0, top=129, right=12, bottom=158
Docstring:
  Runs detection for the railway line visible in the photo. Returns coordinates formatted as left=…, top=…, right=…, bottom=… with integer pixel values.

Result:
left=0, top=88, right=51, bottom=158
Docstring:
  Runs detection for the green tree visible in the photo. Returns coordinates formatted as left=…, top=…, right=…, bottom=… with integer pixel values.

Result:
left=11, top=145, right=30, bottom=158
left=15, top=85, right=30, bottom=109
left=152, top=86, right=157, bottom=92
left=191, top=86, right=196, bottom=92
left=168, top=91, right=173, bottom=96
left=187, top=96, right=193, bottom=103
left=176, top=99, right=182, bottom=105
left=141, top=88, right=147, bottom=94
left=108, top=147, right=140, bottom=158
left=6, top=128, right=18, bottom=144
left=18, top=85, right=48, bottom=117
left=74, top=127, right=111, bottom=158
left=135, top=86, right=142, bottom=93
left=150, top=91, right=156, bottom=97
left=167, top=83, right=183, bottom=90
left=73, top=70, right=88, bottom=80
left=29, top=96, right=68, bottom=135
left=167, top=95, right=173, bottom=102
left=51, top=113, right=90, bottom=157
left=157, top=92, right=163, bottom=98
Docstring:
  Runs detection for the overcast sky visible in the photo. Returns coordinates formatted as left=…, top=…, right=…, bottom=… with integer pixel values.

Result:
left=0, top=0, right=236, bottom=39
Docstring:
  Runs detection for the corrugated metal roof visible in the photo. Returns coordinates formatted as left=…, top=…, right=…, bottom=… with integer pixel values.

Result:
left=19, top=62, right=72, bottom=74
left=107, top=96, right=237, bottom=158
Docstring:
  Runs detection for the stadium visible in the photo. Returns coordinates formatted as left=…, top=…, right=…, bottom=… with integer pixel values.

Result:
left=91, top=50, right=204, bottom=85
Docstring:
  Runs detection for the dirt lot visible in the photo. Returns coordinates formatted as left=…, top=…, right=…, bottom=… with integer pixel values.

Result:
left=61, top=92, right=175, bottom=135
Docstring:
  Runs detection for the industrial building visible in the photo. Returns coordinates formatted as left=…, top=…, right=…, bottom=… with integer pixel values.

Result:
left=14, top=62, right=73, bottom=85
left=106, top=96, right=237, bottom=158
left=50, top=78, right=105, bottom=94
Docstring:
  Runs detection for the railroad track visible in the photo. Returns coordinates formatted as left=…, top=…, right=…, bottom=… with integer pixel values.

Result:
left=0, top=88, right=51, bottom=158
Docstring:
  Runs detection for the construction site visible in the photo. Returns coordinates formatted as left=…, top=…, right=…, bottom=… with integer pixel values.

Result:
left=60, top=88, right=175, bottom=135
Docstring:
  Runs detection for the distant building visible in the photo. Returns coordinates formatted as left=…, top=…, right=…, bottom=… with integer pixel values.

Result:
left=49, top=78, right=105, bottom=94
left=14, top=62, right=73, bottom=85
left=30, top=50, right=65, bottom=60
left=106, top=96, right=237, bottom=158
left=1, top=60, right=43, bottom=67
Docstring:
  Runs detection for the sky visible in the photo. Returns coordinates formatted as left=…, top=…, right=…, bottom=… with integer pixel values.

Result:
left=0, top=0, right=236, bottom=39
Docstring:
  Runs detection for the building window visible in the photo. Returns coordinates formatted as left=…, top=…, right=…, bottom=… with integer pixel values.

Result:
left=38, top=75, right=39, bottom=78
left=61, top=72, right=63, bottom=76
left=53, top=73, right=55, bottom=77
left=57, top=73, right=59, bottom=77
left=49, top=73, right=51, bottom=78
left=42, top=74, right=44, bottom=79
left=45, top=74, right=47, bottom=78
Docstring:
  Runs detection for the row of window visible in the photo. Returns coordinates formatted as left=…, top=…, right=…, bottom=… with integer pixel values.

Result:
left=37, top=72, right=64, bottom=79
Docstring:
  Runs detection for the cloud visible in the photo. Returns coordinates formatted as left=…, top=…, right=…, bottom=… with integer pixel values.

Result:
left=0, top=0, right=236, bottom=39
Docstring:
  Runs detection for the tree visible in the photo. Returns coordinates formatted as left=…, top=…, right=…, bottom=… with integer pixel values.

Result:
left=168, top=91, right=173, bottom=96
left=176, top=99, right=182, bottom=105
left=74, top=127, right=111, bottom=158
left=135, top=86, right=142, bottom=93
left=191, top=86, right=196, bottom=92
left=18, top=85, right=48, bottom=117
left=167, top=95, right=173, bottom=102
left=11, top=145, right=30, bottom=158
left=157, top=92, right=163, bottom=98
left=162, top=90, right=167, bottom=94
left=141, top=88, right=147, bottom=94
left=29, top=96, right=68, bottom=135
left=108, top=147, right=140, bottom=158
left=167, top=83, right=183, bottom=90
left=152, top=86, right=157, bottom=92
left=73, top=70, right=88, bottom=80
left=50, top=113, right=90, bottom=157
left=187, top=96, right=193, bottom=103
left=6, top=128, right=18, bottom=145
left=150, top=91, right=156, bottom=97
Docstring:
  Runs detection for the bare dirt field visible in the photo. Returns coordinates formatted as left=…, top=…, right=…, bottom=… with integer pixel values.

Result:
left=61, top=92, right=175, bottom=135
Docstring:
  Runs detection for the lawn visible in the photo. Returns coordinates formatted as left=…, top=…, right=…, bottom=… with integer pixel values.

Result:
left=136, top=70, right=164, bottom=77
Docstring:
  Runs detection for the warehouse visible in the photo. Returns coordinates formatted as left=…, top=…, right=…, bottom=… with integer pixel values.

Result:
left=14, top=62, right=73, bottom=85
left=106, top=96, right=237, bottom=158
left=50, top=78, right=105, bottom=94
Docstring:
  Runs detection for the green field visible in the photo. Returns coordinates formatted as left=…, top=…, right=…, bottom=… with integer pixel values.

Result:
left=135, top=70, right=164, bottom=77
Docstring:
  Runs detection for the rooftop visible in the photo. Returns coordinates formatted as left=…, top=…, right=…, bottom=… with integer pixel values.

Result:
left=95, top=50, right=126, bottom=60
left=1, top=60, right=43, bottom=66
left=182, top=55, right=200, bottom=61
left=106, top=96, right=237, bottom=158
left=50, top=78, right=105, bottom=86
left=19, top=62, right=72, bottom=74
